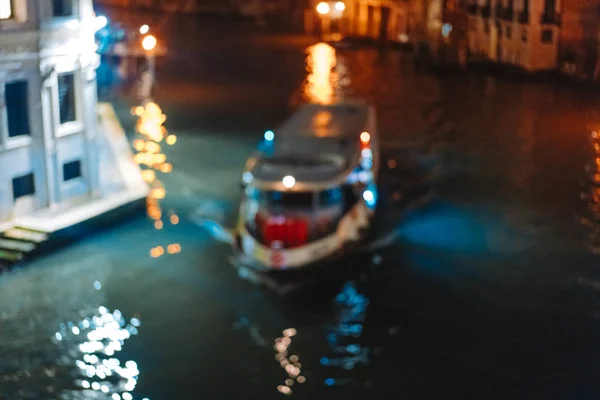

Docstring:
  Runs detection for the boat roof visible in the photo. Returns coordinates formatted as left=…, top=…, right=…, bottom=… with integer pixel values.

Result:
left=250, top=101, right=373, bottom=187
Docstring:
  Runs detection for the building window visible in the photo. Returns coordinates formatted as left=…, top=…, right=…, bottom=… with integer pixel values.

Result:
left=541, top=29, right=553, bottom=43
left=519, top=0, right=529, bottom=23
left=0, top=0, right=11, bottom=19
left=5, top=80, right=30, bottom=138
left=63, top=160, right=82, bottom=181
left=57, top=73, right=76, bottom=124
left=522, top=30, right=527, bottom=42
left=484, top=20, right=490, bottom=34
left=12, top=173, right=35, bottom=200
left=506, top=26, right=512, bottom=38
left=52, top=0, right=73, bottom=17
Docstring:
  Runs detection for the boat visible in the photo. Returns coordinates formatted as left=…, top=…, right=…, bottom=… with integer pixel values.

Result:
left=234, top=101, right=380, bottom=271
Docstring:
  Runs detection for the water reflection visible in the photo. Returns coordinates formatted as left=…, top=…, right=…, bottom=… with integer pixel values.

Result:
left=581, top=130, right=600, bottom=254
left=301, top=43, right=349, bottom=105
left=131, top=99, right=181, bottom=259
left=273, top=327, right=305, bottom=395
left=320, top=282, right=370, bottom=386
left=53, top=306, right=143, bottom=399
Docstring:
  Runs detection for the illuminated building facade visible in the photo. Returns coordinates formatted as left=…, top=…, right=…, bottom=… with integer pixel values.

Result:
left=463, top=0, right=560, bottom=70
left=307, top=0, right=426, bottom=44
left=559, top=0, right=600, bottom=79
left=96, top=0, right=236, bottom=13
left=0, top=0, right=115, bottom=227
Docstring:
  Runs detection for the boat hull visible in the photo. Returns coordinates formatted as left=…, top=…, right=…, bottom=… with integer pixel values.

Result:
left=233, top=202, right=375, bottom=272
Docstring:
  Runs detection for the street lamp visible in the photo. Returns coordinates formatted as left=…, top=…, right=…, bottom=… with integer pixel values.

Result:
left=140, top=24, right=150, bottom=35
left=316, top=2, right=330, bottom=15
left=335, top=1, right=345, bottom=11
left=142, top=35, right=157, bottom=51
left=142, top=35, right=158, bottom=96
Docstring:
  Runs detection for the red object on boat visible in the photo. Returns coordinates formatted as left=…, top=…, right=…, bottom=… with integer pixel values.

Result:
left=262, top=216, right=309, bottom=248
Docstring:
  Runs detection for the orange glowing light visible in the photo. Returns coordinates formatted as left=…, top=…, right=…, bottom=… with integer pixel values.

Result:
left=304, top=43, right=336, bottom=104
left=133, top=139, right=145, bottom=151
left=170, top=215, right=179, bottom=225
left=150, top=246, right=165, bottom=258
left=148, top=208, right=162, bottom=219
left=277, top=385, right=292, bottom=395
left=160, top=163, right=173, bottom=173
left=145, top=141, right=161, bottom=154
left=316, top=2, right=330, bottom=14
left=154, top=220, right=163, bottom=229
left=151, top=187, right=166, bottom=199
left=360, top=132, right=370, bottom=143
left=167, top=244, right=181, bottom=254
left=142, top=170, right=156, bottom=182
left=387, top=159, right=397, bottom=169
left=134, top=153, right=144, bottom=164
left=142, top=35, right=157, bottom=51
left=166, top=135, right=177, bottom=145
left=154, top=154, right=167, bottom=164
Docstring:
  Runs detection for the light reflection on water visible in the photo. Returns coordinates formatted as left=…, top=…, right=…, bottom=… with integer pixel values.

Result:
left=0, top=272, right=148, bottom=400
left=320, top=282, right=371, bottom=387
left=53, top=306, right=144, bottom=399
left=300, top=42, right=349, bottom=105
left=581, top=130, right=600, bottom=254
left=131, top=99, right=181, bottom=259
left=273, top=327, right=305, bottom=395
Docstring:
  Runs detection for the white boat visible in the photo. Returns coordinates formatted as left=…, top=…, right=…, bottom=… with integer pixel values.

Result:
left=234, top=101, right=380, bottom=271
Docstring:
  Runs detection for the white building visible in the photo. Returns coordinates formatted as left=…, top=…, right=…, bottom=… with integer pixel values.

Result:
left=1, top=0, right=102, bottom=224
left=0, top=0, right=147, bottom=240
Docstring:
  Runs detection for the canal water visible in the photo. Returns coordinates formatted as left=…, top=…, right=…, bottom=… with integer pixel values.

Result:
left=1, top=13, right=600, bottom=400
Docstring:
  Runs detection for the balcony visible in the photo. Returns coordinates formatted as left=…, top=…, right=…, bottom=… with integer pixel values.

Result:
left=541, top=12, right=560, bottom=25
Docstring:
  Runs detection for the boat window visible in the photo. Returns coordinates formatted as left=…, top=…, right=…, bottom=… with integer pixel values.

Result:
left=319, top=187, right=343, bottom=206
left=343, top=184, right=361, bottom=212
left=263, top=191, right=314, bottom=209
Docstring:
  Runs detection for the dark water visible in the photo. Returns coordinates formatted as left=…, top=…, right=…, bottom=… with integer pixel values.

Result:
left=1, top=12, right=600, bottom=400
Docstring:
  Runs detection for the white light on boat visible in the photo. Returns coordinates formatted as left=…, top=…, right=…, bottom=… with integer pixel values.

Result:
left=242, top=172, right=253, bottom=185
left=363, top=189, right=377, bottom=208
left=140, top=24, right=150, bottom=34
left=95, top=15, right=108, bottom=31
left=264, top=130, right=275, bottom=141
left=358, top=171, right=370, bottom=183
left=335, top=2, right=346, bottom=11
left=361, top=157, right=373, bottom=169
left=282, top=175, right=296, bottom=188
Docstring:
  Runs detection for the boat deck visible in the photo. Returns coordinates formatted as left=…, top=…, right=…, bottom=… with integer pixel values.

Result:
left=251, top=102, right=373, bottom=185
